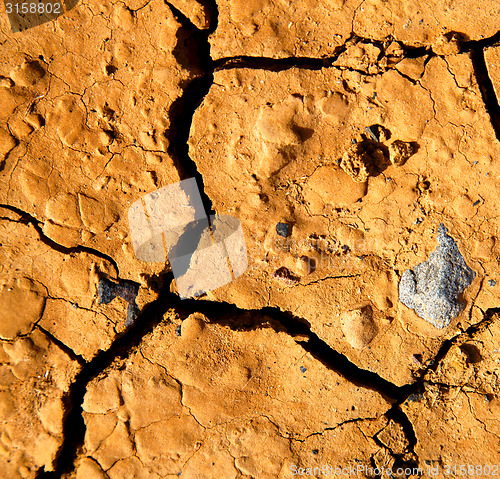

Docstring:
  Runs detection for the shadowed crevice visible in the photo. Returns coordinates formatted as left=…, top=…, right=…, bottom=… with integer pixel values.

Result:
left=172, top=293, right=409, bottom=401
left=164, top=0, right=218, bottom=217
left=446, top=30, right=500, bottom=141
left=37, top=263, right=500, bottom=477
left=213, top=36, right=430, bottom=72
left=469, top=46, right=500, bottom=141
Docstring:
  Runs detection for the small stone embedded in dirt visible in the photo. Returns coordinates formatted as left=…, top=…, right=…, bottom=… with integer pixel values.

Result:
left=365, top=125, right=380, bottom=142
left=98, top=278, right=118, bottom=305
left=126, top=303, right=140, bottom=327
left=399, top=224, right=476, bottom=329
left=389, top=140, right=415, bottom=166
left=276, top=222, right=291, bottom=237
left=272, top=266, right=300, bottom=284
left=99, top=278, right=140, bottom=304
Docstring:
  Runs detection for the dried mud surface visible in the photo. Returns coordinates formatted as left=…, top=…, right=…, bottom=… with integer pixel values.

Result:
left=1, top=0, right=500, bottom=477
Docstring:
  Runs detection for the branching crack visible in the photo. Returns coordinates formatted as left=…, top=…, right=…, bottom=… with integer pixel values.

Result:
left=0, top=204, right=119, bottom=276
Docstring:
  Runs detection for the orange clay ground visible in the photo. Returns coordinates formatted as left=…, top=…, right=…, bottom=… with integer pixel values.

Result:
left=1, top=0, right=500, bottom=477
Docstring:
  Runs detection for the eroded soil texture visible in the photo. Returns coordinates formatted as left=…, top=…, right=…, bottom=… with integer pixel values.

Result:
left=1, top=0, right=500, bottom=477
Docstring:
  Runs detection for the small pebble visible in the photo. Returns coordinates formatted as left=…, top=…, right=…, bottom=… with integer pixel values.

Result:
left=98, top=278, right=117, bottom=304
left=276, top=222, right=290, bottom=237
left=365, top=125, right=379, bottom=142
left=300, top=366, right=307, bottom=373
left=407, top=393, right=424, bottom=402
left=175, top=325, right=182, bottom=336
left=488, top=279, right=496, bottom=287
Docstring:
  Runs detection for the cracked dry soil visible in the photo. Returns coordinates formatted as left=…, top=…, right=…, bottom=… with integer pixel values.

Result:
left=1, top=0, right=500, bottom=477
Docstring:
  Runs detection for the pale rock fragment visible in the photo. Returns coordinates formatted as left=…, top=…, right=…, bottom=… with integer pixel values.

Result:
left=399, top=224, right=476, bottom=328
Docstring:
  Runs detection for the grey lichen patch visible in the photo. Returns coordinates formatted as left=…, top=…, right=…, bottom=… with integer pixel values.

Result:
left=399, top=224, right=476, bottom=329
